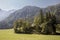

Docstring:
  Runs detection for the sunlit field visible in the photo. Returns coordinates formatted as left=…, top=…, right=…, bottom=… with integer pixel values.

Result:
left=0, top=29, right=60, bottom=40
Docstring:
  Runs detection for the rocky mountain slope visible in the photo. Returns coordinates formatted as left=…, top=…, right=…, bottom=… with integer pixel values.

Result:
left=0, top=4, right=60, bottom=29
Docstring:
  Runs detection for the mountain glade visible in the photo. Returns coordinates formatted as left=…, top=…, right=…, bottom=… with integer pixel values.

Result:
left=0, top=4, right=60, bottom=34
left=13, top=9, right=57, bottom=34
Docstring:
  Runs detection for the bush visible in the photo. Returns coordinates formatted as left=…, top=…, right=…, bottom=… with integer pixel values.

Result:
left=13, top=19, right=25, bottom=33
left=13, top=19, right=33, bottom=34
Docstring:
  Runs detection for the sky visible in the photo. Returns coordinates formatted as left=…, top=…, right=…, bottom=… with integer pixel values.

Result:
left=0, top=0, right=60, bottom=10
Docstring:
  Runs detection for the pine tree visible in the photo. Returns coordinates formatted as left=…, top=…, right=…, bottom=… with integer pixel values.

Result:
left=51, top=14, right=56, bottom=34
left=40, top=9, right=44, bottom=24
left=48, top=11, right=51, bottom=19
left=34, top=16, right=40, bottom=25
left=33, top=9, right=44, bottom=25
left=46, top=11, right=52, bottom=21
left=33, top=9, right=44, bottom=33
left=46, top=12, right=49, bottom=21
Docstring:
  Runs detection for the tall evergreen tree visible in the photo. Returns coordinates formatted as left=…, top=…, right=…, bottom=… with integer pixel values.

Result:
left=46, top=11, right=52, bottom=21
left=46, top=12, right=49, bottom=21
left=40, top=9, right=44, bottom=24
left=51, top=14, right=56, bottom=34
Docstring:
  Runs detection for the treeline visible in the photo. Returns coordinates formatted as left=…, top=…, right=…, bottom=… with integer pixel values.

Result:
left=13, top=9, right=57, bottom=34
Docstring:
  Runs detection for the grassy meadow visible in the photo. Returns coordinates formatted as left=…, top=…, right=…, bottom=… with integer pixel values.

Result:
left=0, top=29, right=60, bottom=40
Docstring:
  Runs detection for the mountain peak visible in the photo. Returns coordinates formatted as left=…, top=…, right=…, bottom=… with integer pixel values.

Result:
left=23, top=6, right=40, bottom=9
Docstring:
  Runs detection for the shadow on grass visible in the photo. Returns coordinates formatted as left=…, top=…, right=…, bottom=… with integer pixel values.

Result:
left=40, top=32, right=60, bottom=35
left=56, top=32, right=60, bottom=35
left=14, top=32, right=33, bottom=34
left=14, top=32, right=60, bottom=35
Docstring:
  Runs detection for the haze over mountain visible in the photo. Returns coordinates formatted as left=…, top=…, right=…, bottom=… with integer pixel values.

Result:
left=0, top=4, right=60, bottom=29
left=0, top=9, right=16, bottom=21
left=0, top=6, right=41, bottom=29
left=0, top=9, right=7, bottom=21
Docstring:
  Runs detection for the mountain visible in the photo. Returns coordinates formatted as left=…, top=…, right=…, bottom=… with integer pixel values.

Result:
left=0, top=9, right=16, bottom=21
left=6, top=6, right=40, bottom=21
left=0, top=9, right=7, bottom=21
left=0, top=6, right=41, bottom=29
left=0, top=4, right=60, bottom=29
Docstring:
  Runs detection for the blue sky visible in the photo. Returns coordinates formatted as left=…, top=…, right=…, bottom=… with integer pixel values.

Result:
left=0, top=0, right=60, bottom=10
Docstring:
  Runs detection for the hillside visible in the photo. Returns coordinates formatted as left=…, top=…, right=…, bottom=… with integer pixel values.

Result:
left=0, top=4, right=60, bottom=29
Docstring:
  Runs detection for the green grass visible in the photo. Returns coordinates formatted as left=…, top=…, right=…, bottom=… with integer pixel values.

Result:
left=0, top=29, right=60, bottom=40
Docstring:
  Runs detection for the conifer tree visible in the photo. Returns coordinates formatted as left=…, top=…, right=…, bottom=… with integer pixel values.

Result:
left=40, top=9, right=44, bottom=24
left=46, top=12, right=49, bottom=21
left=46, top=11, right=52, bottom=21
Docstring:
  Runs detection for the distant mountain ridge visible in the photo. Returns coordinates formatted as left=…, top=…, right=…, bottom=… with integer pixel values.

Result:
left=0, top=9, right=16, bottom=21
left=0, top=6, right=41, bottom=28
left=0, top=9, right=7, bottom=21
left=0, top=4, right=60, bottom=29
